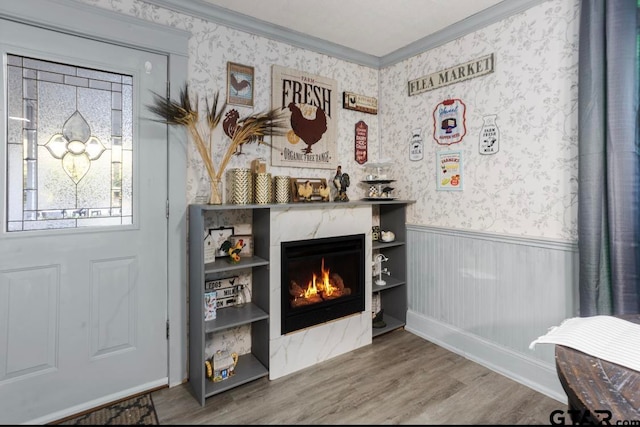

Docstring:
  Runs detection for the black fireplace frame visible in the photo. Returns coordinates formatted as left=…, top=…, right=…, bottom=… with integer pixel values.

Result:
left=281, top=233, right=365, bottom=335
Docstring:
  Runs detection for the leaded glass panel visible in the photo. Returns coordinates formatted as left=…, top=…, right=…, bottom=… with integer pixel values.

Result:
left=6, top=54, right=134, bottom=231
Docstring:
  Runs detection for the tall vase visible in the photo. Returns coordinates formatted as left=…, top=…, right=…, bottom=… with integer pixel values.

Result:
left=230, top=168, right=252, bottom=204
left=209, top=178, right=222, bottom=205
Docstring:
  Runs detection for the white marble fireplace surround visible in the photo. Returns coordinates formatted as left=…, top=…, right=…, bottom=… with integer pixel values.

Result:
left=268, top=204, right=373, bottom=379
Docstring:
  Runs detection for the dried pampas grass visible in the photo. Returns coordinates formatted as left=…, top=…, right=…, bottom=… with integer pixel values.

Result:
left=147, top=83, right=288, bottom=201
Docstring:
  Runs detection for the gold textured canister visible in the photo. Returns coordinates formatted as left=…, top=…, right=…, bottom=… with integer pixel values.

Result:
left=274, top=176, right=291, bottom=204
left=230, top=168, right=252, bottom=204
left=254, top=173, right=272, bottom=204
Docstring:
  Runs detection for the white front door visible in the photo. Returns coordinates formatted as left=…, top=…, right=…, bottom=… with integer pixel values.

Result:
left=0, top=18, right=169, bottom=424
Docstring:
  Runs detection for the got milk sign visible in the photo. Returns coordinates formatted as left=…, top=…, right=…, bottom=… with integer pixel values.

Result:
left=433, top=99, right=466, bottom=146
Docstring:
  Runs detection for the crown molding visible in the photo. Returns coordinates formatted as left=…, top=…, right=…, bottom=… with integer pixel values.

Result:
left=380, top=0, right=547, bottom=67
left=143, top=0, right=547, bottom=69
left=144, top=0, right=381, bottom=67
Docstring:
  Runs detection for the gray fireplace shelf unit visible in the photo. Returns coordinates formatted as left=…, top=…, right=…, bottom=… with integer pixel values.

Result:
left=371, top=203, right=411, bottom=338
left=188, top=204, right=273, bottom=407
left=188, top=199, right=413, bottom=406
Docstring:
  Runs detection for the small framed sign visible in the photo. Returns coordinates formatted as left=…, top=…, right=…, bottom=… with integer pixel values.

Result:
left=343, top=91, right=378, bottom=115
left=290, top=178, right=330, bottom=202
left=209, top=226, right=235, bottom=257
left=436, top=150, right=463, bottom=191
left=433, top=99, right=467, bottom=146
left=227, top=62, right=254, bottom=107
left=354, top=121, right=368, bottom=165
left=205, top=276, right=239, bottom=309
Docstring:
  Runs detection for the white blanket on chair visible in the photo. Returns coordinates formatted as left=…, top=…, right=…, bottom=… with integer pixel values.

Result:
left=529, top=315, right=640, bottom=372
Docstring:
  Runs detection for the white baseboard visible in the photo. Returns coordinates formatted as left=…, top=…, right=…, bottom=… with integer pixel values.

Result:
left=406, top=310, right=567, bottom=404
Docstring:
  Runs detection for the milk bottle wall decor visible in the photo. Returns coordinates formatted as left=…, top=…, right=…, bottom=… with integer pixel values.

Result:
left=409, top=128, right=424, bottom=161
left=479, top=114, right=500, bottom=154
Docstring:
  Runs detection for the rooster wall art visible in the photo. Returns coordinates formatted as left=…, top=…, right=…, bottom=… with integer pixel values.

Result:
left=226, top=62, right=254, bottom=107
left=229, top=73, right=251, bottom=94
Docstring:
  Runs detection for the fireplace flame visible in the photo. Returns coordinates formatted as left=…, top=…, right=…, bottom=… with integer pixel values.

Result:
left=290, top=257, right=350, bottom=308
left=304, top=273, right=319, bottom=298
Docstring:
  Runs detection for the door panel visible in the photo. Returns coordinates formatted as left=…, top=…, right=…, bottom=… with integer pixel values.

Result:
left=0, top=18, right=168, bottom=424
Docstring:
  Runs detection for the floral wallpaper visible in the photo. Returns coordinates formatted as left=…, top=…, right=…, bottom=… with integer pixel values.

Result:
left=83, top=0, right=579, bottom=241
left=381, top=0, right=580, bottom=241
left=78, top=0, right=579, bottom=364
left=81, top=0, right=381, bottom=205
left=77, top=0, right=381, bottom=355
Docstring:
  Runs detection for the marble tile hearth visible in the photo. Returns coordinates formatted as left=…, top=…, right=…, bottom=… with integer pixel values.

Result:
left=268, top=204, right=373, bottom=379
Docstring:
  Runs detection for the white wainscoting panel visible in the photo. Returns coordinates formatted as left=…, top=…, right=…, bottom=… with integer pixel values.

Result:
left=0, top=265, right=59, bottom=382
left=405, top=225, right=578, bottom=402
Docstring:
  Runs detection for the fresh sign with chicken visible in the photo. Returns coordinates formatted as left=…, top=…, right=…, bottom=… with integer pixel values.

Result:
left=271, top=65, right=338, bottom=170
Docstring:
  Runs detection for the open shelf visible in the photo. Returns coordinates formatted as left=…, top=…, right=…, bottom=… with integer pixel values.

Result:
left=204, top=353, right=269, bottom=397
left=370, top=202, right=412, bottom=339
left=372, top=240, right=405, bottom=250
left=372, top=275, right=406, bottom=292
left=204, top=256, right=269, bottom=274
left=189, top=205, right=272, bottom=407
left=372, top=313, right=405, bottom=338
left=205, top=303, right=269, bottom=333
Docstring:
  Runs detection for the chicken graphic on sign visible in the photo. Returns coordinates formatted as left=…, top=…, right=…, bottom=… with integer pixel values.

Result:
left=287, top=103, right=328, bottom=154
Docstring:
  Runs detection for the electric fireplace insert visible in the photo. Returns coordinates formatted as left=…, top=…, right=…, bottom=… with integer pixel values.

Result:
left=281, top=233, right=365, bottom=335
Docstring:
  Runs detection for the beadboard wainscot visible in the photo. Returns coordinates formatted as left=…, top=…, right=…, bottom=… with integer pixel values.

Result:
left=405, top=225, right=577, bottom=403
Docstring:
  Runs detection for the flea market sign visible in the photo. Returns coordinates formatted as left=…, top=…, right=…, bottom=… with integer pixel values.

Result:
left=408, top=53, right=495, bottom=96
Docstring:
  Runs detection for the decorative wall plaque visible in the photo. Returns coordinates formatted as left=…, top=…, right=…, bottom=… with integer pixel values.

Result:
left=226, top=62, right=254, bottom=107
left=354, top=121, right=368, bottom=165
left=409, top=128, right=423, bottom=161
left=343, top=91, right=378, bottom=115
left=436, top=150, right=463, bottom=191
left=271, top=65, right=337, bottom=170
left=479, top=114, right=500, bottom=155
left=433, top=99, right=467, bottom=146
left=408, top=53, right=495, bottom=96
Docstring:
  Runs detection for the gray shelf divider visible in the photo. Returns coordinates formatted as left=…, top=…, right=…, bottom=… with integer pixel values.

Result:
left=205, top=304, right=269, bottom=333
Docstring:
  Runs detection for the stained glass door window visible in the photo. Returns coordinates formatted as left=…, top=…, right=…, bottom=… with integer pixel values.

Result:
left=6, top=54, right=133, bottom=231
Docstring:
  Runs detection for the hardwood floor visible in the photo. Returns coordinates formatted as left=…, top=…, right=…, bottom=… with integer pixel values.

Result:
left=151, top=329, right=566, bottom=424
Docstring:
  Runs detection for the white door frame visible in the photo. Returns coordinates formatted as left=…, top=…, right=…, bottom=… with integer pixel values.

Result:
left=0, top=0, right=189, bottom=389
